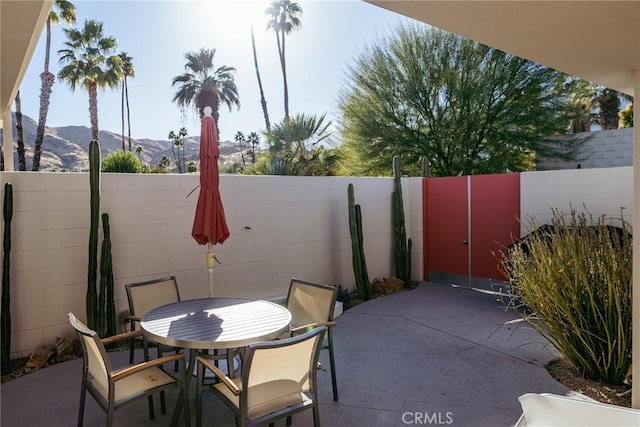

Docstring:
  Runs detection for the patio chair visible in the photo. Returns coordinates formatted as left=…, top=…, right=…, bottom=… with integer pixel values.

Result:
left=67, top=312, right=190, bottom=427
left=125, top=276, right=182, bottom=369
left=514, top=393, right=640, bottom=426
left=196, top=326, right=327, bottom=427
left=286, top=278, right=339, bottom=401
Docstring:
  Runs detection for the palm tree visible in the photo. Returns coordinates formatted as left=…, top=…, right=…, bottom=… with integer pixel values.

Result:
left=247, top=131, right=261, bottom=164
left=32, top=0, right=77, bottom=171
left=234, top=131, right=246, bottom=166
left=117, top=52, right=134, bottom=151
left=266, top=0, right=302, bottom=119
left=595, top=88, right=621, bottom=130
left=14, top=92, right=26, bottom=171
left=171, top=48, right=240, bottom=126
left=58, top=19, right=122, bottom=140
left=251, top=24, right=271, bottom=132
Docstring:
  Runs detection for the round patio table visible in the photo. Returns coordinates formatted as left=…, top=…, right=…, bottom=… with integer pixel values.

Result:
left=141, top=297, right=292, bottom=351
left=141, top=297, right=292, bottom=426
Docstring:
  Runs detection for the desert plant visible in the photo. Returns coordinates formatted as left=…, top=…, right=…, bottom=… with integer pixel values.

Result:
left=392, top=156, right=412, bottom=287
left=101, top=150, right=143, bottom=173
left=504, top=209, right=632, bottom=385
left=348, top=183, right=370, bottom=300
left=98, top=213, right=115, bottom=338
left=2, top=183, right=13, bottom=375
left=87, top=140, right=100, bottom=330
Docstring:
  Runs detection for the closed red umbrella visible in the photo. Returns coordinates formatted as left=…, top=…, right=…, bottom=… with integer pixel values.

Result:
left=192, top=106, right=230, bottom=295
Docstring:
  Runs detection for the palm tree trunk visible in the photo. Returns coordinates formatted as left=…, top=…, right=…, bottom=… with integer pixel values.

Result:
left=88, top=83, right=99, bottom=140
left=251, top=25, right=271, bottom=133
left=275, top=29, right=289, bottom=119
left=125, top=77, right=132, bottom=151
left=14, top=92, right=26, bottom=171
left=33, top=18, right=54, bottom=171
left=280, top=30, right=289, bottom=119
left=121, top=80, right=125, bottom=150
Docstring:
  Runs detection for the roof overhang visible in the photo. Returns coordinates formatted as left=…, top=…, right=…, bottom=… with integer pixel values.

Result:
left=368, top=1, right=640, bottom=95
left=1, top=0, right=53, bottom=127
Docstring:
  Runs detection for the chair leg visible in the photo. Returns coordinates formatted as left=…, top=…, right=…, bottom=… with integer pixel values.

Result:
left=328, top=329, right=338, bottom=401
left=312, top=405, right=320, bottom=427
left=77, top=383, right=87, bottom=427
left=196, top=360, right=204, bottom=427
left=129, top=336, right=135, bottom=364
left=107, top=403, right=115, bottom=427
left=286, top=415, right=292, bottom=425
left=182, top=363, right=191, bottom=427
left=160, top=390, right=167, bottom=414
left=147, top=395, right=155, bottom=420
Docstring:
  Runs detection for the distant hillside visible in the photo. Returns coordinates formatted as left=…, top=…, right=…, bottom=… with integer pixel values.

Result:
left=0, top=113, right=255, bottom=171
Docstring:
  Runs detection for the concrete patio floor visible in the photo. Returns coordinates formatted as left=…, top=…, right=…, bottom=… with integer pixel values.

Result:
left=0, top=282, right=570, bottom=426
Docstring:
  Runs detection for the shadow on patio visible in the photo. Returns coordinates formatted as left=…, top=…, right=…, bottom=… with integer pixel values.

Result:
left=0, top=282, right=569, bottom=427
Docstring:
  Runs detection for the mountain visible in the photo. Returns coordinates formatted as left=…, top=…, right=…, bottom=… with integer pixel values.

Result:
left=0, top=113, right=254, bottom=171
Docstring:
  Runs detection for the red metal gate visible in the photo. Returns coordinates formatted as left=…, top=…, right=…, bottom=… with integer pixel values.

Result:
left=423, top=174, right=520, bottom=289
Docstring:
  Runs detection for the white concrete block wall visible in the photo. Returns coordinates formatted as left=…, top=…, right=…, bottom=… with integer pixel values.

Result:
left=538, top=128, right=633, bottom=170
left=0, top=172, right=423, bottom=358
left=520, top=167, right=634, bottom=235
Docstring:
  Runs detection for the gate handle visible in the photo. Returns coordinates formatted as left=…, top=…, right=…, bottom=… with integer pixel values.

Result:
left=462, top=240, right=468, bottom=244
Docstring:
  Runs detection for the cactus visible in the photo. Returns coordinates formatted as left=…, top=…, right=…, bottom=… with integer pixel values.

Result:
left=99, top=213, right=116, bottom=338
left=2, top=183, right=13, bottom=375
left=348, top=183, right=370, bottom=300
left=393, top=156, right=412, bottom=288
left=87, top=140, right=100, bottom=329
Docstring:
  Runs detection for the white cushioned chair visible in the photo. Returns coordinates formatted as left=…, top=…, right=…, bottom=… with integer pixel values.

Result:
left=196, top=326, right=327, bottom=427
left=68, top=312, right=190, bottom=427
left=286, top=278, right=339, bottom=401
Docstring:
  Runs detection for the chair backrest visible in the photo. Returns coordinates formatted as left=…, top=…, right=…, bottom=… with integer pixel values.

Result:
left=286, top=278, right=337, bottom=329
left=125, top=276, right=180, bottom=318
left=68, top=312, right=112, bottom=391
left=240, top=326, right=326, bottom=420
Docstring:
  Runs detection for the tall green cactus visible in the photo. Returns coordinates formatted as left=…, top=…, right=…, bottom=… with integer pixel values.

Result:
left=348, top=183, right=370, bottom=300
left=393, top=156, right=412, bottom=288
left=87, top=140, right=100, bottom=330
left=99, top=213, right=116, bottom=338
left=2, top=183, right=13, bottom=375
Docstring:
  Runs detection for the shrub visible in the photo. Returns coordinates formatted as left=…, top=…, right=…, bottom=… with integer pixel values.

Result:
left=504, top=209, right=632, bottom=385
left=101, top=151, right=143, bottom=173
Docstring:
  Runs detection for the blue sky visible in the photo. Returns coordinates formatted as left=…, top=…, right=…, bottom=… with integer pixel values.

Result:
left=17, top=0, right=416, bottom=143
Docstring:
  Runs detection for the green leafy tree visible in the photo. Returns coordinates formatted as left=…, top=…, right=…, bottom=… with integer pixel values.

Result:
left=339, top=25, right=581, bottom=177
left=118, top=52, right=135, bottom=151
left=171, top=48, right=240, bottom=126
left=58, top=19, right=122, bottom=140
left=101, top=150, right=142, bottom=173
left=619, top=102, right=633, bottom=128
left=266, top=0, right=302, bottom=119
left=33, top=0, right=77, bottom=171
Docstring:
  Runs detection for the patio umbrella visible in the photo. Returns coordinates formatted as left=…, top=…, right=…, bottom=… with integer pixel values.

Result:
left=192, top=106, right=230, bottom=297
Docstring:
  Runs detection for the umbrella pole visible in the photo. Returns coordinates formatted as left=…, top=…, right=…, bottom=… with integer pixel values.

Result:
left=207, top=243, right=215, bottom=297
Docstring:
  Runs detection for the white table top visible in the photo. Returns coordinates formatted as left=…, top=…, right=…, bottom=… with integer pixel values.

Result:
left=140, top=297, right=292, bottom=350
